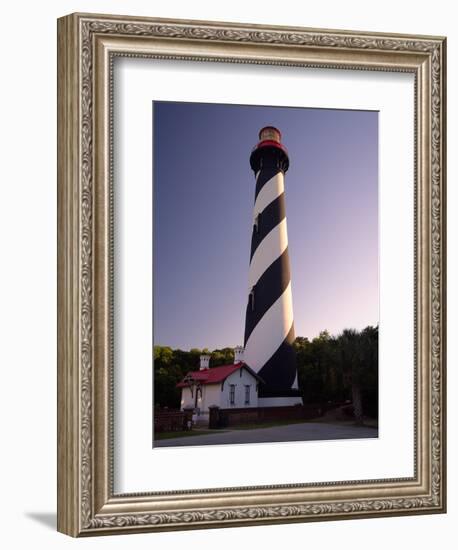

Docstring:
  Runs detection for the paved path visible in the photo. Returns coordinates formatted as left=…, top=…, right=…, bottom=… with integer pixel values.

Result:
left=154, top=422, right=378, bottom=448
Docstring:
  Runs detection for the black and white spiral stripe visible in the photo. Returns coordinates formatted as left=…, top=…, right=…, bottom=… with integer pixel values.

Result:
left=244, top=161, right=298, bottom=395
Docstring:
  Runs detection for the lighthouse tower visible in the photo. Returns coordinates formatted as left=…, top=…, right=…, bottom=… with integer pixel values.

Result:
left=243, top=127, right=302, bottom=406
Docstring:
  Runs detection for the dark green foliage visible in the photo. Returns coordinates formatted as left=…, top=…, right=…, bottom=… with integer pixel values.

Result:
left=154, top=325, right=378, bottom=421
left=295, top=326, right=378, bottom=420
left=359, top=326, right=379, bottom=419
left=153, top=345, right=237, bottom=409
left=153, top=346, right=183, bottom=409
left=208, top=347, right=235, bottom=367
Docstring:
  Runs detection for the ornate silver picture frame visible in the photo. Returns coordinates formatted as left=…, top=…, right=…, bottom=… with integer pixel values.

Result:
left=57, top=13, right=446, bottom=536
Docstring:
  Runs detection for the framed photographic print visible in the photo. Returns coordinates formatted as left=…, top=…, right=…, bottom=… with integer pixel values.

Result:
left=57, top=13, right=446, bottom=536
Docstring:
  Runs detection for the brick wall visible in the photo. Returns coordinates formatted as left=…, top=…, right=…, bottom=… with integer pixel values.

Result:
left=154, top=409, right=193, bottom=433
left=209, top=404, right=333, bottom=429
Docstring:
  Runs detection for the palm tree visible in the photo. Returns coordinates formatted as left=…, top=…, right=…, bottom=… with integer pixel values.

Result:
left=336, top=326, right=379, bottom=425
left=336, top=328, right=365, bottom=425
left=359, top=325, right=379, bottom=419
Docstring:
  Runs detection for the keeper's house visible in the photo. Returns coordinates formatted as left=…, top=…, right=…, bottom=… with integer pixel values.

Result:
left=177, top=347, right=263, bottom=418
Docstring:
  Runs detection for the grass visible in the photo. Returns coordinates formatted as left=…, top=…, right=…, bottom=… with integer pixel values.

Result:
left=217, top=416, right=379, bottom=431
left=312, top=416, right=379, bottom=428
left=155, top=417, right=378, bottom=439
left=360, top=417, right=378, bottom=428
left=231, top=418, right=379, bottom=431
left=228, top=418, right=320, bottom=430
left=154, top=429, right=227, bottom=440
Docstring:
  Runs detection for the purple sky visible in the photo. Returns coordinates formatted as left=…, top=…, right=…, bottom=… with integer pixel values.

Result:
left=153, top=101, right=378, bottom=350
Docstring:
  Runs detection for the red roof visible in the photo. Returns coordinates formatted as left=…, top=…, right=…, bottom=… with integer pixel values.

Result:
left=176, top=363, right=262, bottom=388
left=254, top=139, right=288, bottom=154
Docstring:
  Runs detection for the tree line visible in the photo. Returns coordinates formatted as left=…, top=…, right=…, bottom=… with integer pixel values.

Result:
left=153, top=325, right=378, bottom=422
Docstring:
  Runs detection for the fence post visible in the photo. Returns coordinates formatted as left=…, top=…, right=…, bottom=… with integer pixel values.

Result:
left=208, top=406, right=220, bottom=429
left=183, top=407, right=195, bottom=430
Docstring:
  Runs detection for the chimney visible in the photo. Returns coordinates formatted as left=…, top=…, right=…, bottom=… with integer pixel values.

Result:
left=234, top=346, right=244, bottom=364
left=199, top=354, right=210, bottom=370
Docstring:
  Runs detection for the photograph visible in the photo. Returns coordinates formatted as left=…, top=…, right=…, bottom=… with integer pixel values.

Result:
left=152, top=101, right=379, bottom=448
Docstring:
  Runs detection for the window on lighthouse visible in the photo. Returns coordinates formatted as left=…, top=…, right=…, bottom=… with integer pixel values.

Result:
left=248, top=287, right=255, bottom=311
left=254, top=213, right=261, bottom=233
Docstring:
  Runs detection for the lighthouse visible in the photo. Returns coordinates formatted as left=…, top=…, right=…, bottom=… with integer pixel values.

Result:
left=243, top=127, right=302, bottom=406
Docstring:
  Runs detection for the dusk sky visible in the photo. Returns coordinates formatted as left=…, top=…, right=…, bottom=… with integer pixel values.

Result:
left=153, top=102, right=378, bottom=351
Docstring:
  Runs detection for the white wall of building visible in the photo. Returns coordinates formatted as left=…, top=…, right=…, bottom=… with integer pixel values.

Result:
left=220, top=369, right=259, bottom=409
left=180, top=382, right=223, bottom=413
left=202, top=384, right=222, bottom=410
left=180, top=368, right=259, bottom=412
left=180, top=386, right=196, bottom=410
